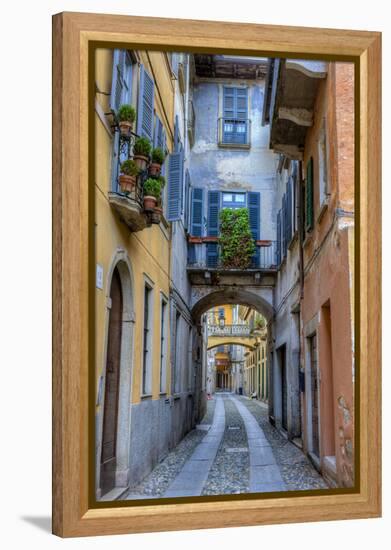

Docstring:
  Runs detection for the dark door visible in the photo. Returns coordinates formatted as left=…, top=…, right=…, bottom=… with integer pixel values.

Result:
left=310, top=334, right=320, bottom=458
left=100, top=268, right=123, bottom=496
left=280, top=346, right=288, bottom=431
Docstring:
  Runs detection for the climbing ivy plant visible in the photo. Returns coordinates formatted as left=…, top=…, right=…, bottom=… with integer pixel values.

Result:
left=219, top=208, right=255, bottom=269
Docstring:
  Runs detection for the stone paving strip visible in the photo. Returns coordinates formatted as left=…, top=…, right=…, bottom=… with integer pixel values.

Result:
left=202, top=395, right=249, bottom=495
left=124, top=400, right=216, bottom=500
left=237, top=396, right=329, bottom=491
left=230, top=396, right=287, bottom=493
left=163, top=396, right=225, bottom=497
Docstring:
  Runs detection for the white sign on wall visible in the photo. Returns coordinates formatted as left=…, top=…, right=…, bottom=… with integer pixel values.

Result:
left=96, top=264, right=104, bottom=289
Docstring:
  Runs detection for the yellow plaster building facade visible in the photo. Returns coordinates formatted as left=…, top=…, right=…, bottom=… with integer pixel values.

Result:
left=94, top=49, right=198, bottom=499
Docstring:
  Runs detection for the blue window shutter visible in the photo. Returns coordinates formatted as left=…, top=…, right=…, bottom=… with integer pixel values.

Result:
left=167, top=151, right=184, bottom=221
left=137, top=65, right=154, bottom=140
left=183, top=170, right=191, bottom=231
left=236, top=87, right=248, bottom=120
left=248, top=192, right=260, bottom=267
left=110, top=50, right=125, bottom=112
left=207, top=191, right=220, bottom=236
left=188, top=244, right=196, bottom=264
left=190, top=187, right=203, bottom=236
left=153, top=114, right=158, bottom=148
left=122, top=52, right=133, bottom=104
left=277, top=209, right=281, bottom=266
left=282, top=194, right=287, bottom=257
left=206, top=243, right=219, bottom=268
left=287, top=177, right=293, bottom=242
left=153, top=115, right=164, bottom=150
left=222, top=87, right=248, bottom=144
left=223, top=87, right=235, bottom=119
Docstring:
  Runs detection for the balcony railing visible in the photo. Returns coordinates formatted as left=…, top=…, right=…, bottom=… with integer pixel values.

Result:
left=108, top=126, right=157, bottom=231
left=112, top=128, right=146, bottom=207
left=218, top=117, right=251, bottom=147
left=188, top=241, right=277, bottom=270
left=208, top=324, right=251, bottom=337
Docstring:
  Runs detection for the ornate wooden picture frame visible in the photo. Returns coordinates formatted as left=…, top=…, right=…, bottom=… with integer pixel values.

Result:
left=52, top=12, right=381, bottom=537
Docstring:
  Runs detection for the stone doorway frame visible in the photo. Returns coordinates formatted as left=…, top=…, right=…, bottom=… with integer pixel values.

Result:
left=96, top=249, right=135, bottom=498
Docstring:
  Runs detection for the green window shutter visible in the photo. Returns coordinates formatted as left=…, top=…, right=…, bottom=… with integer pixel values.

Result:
left=306, top=157, right=314, bottom=231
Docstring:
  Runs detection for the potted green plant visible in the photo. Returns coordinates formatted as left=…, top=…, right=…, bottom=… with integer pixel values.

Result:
left=119, top=159, right=139, bottom=194
left=219, top=208, right=256, bottom=269
left=117, top=104, right=136, bottom=136
left=143, top=177, right=161, bottom=211
left=149, top=147, right=166, bottom=176
left=133, top=137, right=151, bottom=171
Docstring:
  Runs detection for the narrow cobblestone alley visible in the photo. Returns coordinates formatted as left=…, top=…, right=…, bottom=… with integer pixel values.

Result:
left=124, top=394, right=328, bottom=500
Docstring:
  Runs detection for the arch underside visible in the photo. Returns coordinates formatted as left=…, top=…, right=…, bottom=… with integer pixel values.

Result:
left=207, top=337, right=256, bottom=350
left=191, top=287, right=274, bottom=322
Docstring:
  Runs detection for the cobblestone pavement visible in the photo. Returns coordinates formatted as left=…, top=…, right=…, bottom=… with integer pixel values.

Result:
left=237, top=396, right=328, bottom=491
left=124, top=393, right=328, bottom=500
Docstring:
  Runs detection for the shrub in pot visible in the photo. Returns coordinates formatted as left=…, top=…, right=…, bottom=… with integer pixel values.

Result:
left=133, top=137, right=151, bottom=171
left=117, top=104, right=136, bottom=136
left=149, top=147, right=166, bottom=176
left=118, top=159, right=139, bottom=194
left=219, top=208, right=255, bottom=269
left=143, top=177, right=162, bottom=211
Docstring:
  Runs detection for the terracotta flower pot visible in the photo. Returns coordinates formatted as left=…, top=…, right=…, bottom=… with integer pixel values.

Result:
left=149, top=163, right=161, bottom=176
left=143, top=195, right=157, bottom=211
left=119, top=174, right=136, bottom=194
left=151, top=206, right=163, bottom=224
left=118, top=120, right=133, bottom=137
left=134, top=154, right=149, bottom=171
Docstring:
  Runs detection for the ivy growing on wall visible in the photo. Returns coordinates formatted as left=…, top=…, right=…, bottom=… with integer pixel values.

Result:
left=219, top=208, right=255, bottom=269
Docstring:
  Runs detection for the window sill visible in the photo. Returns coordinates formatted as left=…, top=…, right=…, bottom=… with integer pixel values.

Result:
left=218, top=142, right=250, bottom=150
left=140, top=393, right=152, bottom=400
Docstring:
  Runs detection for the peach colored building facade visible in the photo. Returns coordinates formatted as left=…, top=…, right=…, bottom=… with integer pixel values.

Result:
left=264, top=60, right=355, bottom=488
left=301, top=63, right=355, bottom=487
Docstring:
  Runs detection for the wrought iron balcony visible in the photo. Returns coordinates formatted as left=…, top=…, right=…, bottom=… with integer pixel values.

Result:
left=187, top=241, right=277, bottom=271
left=108, top=127, right=152, bottom=232
left=218, top=117, right=251, bottom=147
left=208, top=324, right=251, bottom=337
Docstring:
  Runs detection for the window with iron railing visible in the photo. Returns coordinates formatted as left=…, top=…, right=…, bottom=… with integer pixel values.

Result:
left=218, top=86, right=250, bottom=147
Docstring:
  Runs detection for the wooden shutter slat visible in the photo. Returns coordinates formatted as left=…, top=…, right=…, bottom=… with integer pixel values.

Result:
left=207, top=191, right=220, bottom=237
left=167, top=151, right=184, bottom=221
left=190, top=187, right=203, bottom=236
left=137, top=65, right=154, bottom=140
left=248, top=191, right=260, bottom=267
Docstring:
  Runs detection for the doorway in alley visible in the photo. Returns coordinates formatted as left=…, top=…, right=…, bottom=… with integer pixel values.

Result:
left=278, top=344, right=288, bottom=431
left=100, top=267, right=123, bottom=495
